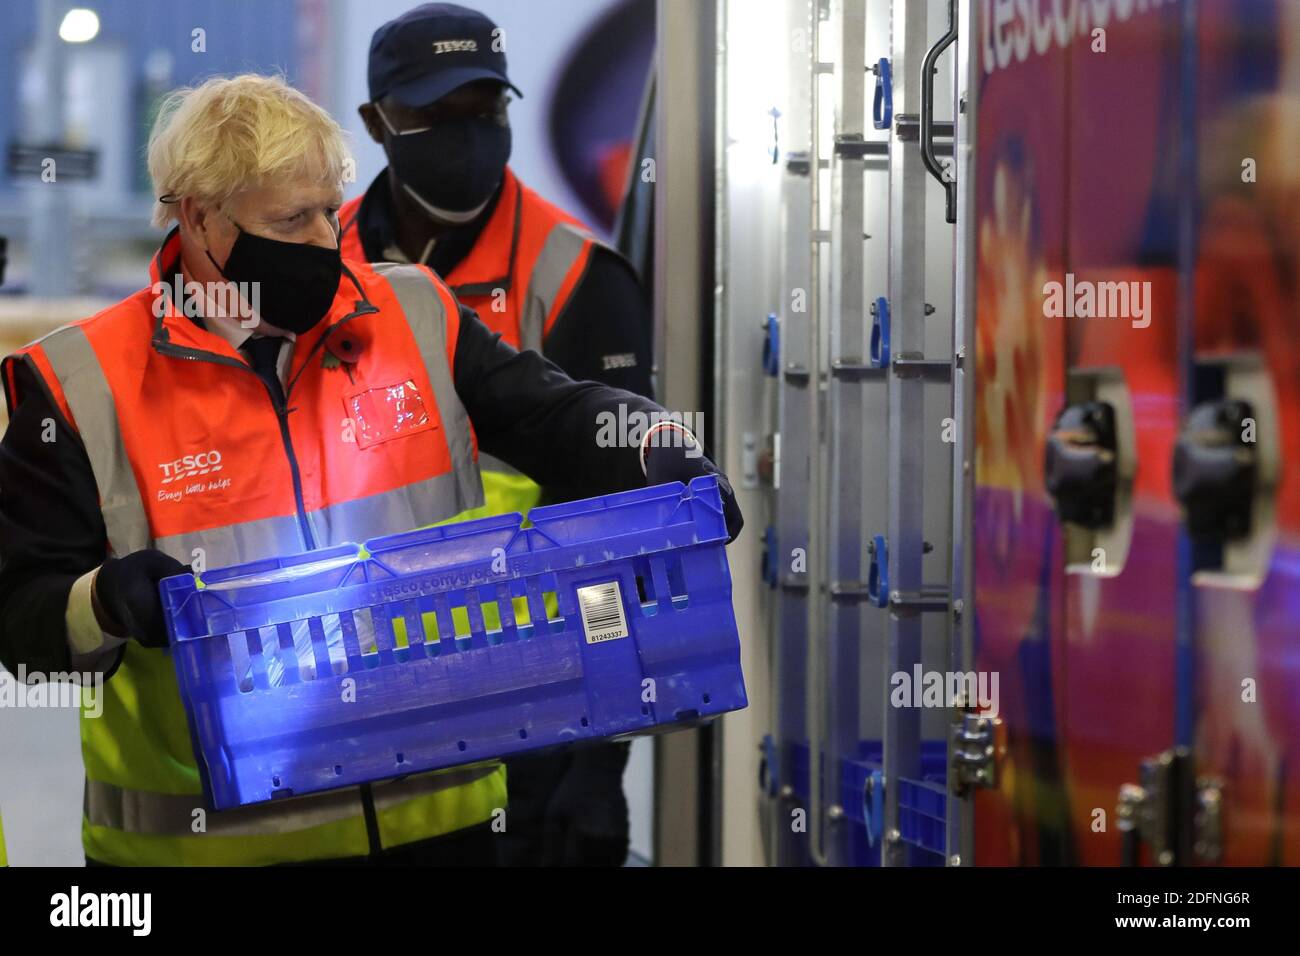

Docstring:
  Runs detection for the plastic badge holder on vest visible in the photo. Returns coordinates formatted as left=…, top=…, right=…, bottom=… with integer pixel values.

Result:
left=160, top=476, right=745, bottom=811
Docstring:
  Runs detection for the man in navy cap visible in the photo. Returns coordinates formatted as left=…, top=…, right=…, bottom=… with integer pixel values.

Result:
left=341, top=3, right=654, bottom=866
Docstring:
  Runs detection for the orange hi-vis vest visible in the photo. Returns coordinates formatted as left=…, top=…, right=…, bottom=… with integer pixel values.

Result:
left=341, top=167, right=600, bottom=354
left=1, top=229, right=505, bottom=866
left=341, top=167, right=603, bottom=518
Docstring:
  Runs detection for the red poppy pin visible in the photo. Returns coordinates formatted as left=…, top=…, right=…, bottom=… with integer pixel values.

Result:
left=324, top=331, right=363, bottom=374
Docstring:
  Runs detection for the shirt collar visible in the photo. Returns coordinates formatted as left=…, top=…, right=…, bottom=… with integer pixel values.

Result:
left=202, top=309, right=296, bottom=353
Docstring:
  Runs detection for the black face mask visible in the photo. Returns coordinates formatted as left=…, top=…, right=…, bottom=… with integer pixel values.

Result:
left=384, top=114, right=512, bottom=218
left=207, top=219, right=343, bottom=335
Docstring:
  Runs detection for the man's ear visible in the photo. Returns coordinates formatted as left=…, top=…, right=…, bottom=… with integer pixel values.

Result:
left=358, top=103, right=386, bottom=146
left=179, top=196, right=211, bottom=240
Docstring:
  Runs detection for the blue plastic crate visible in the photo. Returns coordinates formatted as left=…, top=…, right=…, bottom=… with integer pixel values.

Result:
left=897, top=775, right=947, bottom=857
left=160, top=476, right=746, bottom=811
left=788, top=739, right=949, bottom=865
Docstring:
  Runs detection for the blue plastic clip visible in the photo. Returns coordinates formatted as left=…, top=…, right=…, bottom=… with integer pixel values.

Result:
left=872, top=58, right=893, bottom=131
left=761, top=525, right=779, bottom=589
left=867, top=535, right=889, bottom=609
left=863, top=768, right=884, bottom=845
left=762, top=313, right=780, bottom=377
left=870, top=297, right=891, bottom=368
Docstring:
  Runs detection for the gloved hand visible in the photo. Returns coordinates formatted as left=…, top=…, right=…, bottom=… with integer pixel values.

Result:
left=92, top=550, right=190, bottom=648
left=643, top=425, right=744, bottom=542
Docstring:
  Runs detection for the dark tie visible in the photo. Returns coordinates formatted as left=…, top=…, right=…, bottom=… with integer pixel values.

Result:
left=241, top=336, right=286, bottom=407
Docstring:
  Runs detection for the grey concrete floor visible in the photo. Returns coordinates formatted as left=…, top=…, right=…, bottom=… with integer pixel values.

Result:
left=0, top=671, right=85, bottom=866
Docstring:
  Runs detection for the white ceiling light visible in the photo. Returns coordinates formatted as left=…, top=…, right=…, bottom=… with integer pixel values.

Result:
left=59, top=8, right=100, bottom=43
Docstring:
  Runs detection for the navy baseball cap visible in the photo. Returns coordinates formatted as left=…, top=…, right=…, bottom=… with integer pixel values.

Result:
left=368, top=3, right=523, bottom=108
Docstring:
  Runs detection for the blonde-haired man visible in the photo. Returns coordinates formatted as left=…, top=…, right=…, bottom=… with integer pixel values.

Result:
left=0, top=74, right=740, bottom=867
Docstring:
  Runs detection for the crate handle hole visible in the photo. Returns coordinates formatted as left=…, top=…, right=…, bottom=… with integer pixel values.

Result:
left=542, top=590, right=562, bottom=623
left=665, top=555, right=690, bottom=605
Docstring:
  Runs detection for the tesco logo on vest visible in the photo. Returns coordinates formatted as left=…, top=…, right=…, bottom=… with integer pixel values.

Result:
left=159, top=450, right=224, bottom=484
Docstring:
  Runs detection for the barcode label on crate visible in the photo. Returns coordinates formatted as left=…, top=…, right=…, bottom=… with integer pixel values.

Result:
left=577, top=581, right=630, bottom=644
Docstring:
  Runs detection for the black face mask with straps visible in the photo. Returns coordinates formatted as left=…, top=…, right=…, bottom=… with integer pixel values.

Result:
left=381, top=109, right=513, bottom=217
left=206, top=217, right=343, bottom=335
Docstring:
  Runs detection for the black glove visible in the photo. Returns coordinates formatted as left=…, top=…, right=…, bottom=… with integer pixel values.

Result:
left=92, top=550, right=189, bottom=648
left=644, top=431, right=744, bottom=543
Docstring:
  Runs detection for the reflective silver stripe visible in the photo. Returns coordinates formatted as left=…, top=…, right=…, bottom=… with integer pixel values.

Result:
left=309, top=470, right=475, bottom=545
left=85, top=779, right=362, bottom=838
left=35, top=326, right=151, bottom=557
left=520, top=224, right=595, bottom=353
left=84, top=764, right=498, bottom=839
left=369, top=763, right=499, bottom=812
left=372, top=262, right=484, bottom=516
left=155, top=514, right=302, bottom=570
left=155, top=471, right=483, bottom=562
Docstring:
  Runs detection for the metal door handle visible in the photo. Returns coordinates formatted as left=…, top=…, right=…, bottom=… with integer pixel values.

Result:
left=1173, top=398, right=1257, bottom=542
left=920, top=0, right=958, bottom=223
left=1045, top=401, right=1119, bottom=528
